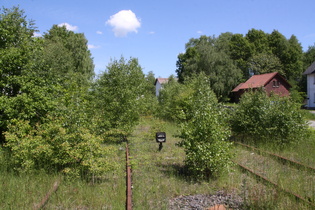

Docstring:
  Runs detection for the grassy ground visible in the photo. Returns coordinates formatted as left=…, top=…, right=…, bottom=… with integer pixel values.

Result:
left=131, top=116, right=211, bottom=209
left=234, top=146, right=315, bottom=204
left=302, top=109, right=315, bottom=121
left=130, top=116, right=315, bottom=209
left=0, top=145, right=126, bottom=209
left=1, top=115, right=314, bottom=209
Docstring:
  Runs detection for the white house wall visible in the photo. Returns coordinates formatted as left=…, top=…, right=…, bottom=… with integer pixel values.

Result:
left=307, top=74, right=315, bottom=108
left=155, top=81, right=162, bottom=97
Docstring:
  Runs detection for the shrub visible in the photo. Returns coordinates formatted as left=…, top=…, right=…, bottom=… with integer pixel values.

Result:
left=4, top=117, right=116, bottom=178
left=177, top=75, right=233, bottom=178
left=231, top=90, right=309, bottom=146
left=157, top=76, right=187, bottom=122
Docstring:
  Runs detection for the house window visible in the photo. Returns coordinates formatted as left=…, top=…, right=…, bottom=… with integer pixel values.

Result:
left=273, top=81, right=280, bottom=88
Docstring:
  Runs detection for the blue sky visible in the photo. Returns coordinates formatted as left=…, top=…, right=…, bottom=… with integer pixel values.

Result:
left=2, top=0, right=315, bottom=78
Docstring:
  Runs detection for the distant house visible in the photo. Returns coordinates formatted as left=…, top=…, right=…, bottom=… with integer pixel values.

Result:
left=154, top=78, right=169, bottom=97
left=231, top=72, right=291, bottom=102
left=303, top=61, right=315, bottom=108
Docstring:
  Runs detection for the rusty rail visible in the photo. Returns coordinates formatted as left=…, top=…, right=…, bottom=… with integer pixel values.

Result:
left=234, top=161, right=315, bottom=208
left=126, top=142, right=132, bottom=210
left=33, top=179, right=60, bottom=210
left=235, top=142, right=315, bottom=172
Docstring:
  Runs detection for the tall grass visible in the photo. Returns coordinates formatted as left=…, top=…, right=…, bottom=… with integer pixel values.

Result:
left=302, top=109, right=315, bottom=121
left=1, top=115, right=314, bottom=209
left=0, top=144, right=126, bottom=209
left=129, top=116, right=238, bottom=209
left=232, top=128, right=315, bottom=209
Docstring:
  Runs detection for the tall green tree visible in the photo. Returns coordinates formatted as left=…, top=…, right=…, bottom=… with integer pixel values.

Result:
left=92, top=57, right=146, bottom=139
left=0, top=6, right=36, bottom=97
left=248, top=53, right=284, bottom=76
left=245, top=29, right=270, bottom=55
left=42, top=25, right=94, bottom=86
left=228, top=33, right=253, bottom=78
left=0, top=6, right=45, bottom=143
left=286, top=35, right=304, bottom=81
left=268, top=31, right=303, bottom=81
left=304, top=44, right=315, bottom=67
left=176, top=35, right=242, bottom=101
left=145, top=71, right=156, bottom=96
left=158, top=76, right=187, bottom=122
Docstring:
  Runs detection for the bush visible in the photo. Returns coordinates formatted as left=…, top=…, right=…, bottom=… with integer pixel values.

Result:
left=4, top=117, right=116, bottom=178
left=231, top=90, right=309, bottom=146
left=177, top=75, right=233, bottom=178
left=157, top=76, right=187, bottom=122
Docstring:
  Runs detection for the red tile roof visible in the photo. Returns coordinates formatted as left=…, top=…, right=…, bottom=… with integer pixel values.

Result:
left=232, top=72, right=278, bottom=92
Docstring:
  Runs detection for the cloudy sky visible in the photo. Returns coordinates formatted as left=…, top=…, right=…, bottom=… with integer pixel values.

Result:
left=3, top=0, right=315, bottom=78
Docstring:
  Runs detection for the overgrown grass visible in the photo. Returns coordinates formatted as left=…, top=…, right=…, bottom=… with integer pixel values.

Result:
left=235, top=129, right=315, bottom=169
left=130, top=116, right=315, bottom=209
left=129, top=116, right=241, bottom=209
left=234, top=146, right=315, bottom=204
left=0, top=143, right=126, bottom=209
left=232, top=128, right=315, bottom=209
left=301, top=109, right=315, bottom=121
left=1, top=115, right=314, bottom=209
left=0, top=171, right=58, bottom=209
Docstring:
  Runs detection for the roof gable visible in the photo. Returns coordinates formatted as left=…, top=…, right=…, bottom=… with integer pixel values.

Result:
left=303, top=61, right=315, bottom=75
left=232, top=83, right=244, bottom=92
left=154, top=78, right=169, bottom=85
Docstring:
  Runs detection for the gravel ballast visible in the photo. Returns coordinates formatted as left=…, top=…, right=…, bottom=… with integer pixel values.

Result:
left=168, top=191, right=244, bottom=209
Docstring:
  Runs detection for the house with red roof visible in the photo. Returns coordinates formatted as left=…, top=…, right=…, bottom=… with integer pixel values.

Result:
left=231, top=72, right=291, bottom=102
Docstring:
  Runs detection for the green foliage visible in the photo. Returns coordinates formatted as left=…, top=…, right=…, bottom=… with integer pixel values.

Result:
left=157, top=76, right=190, bottom=122
left=138, top=71, right=158, bottom=116
left=229, top=33, right=253, bottom=78
left=176, top=75, right=233, bottom=178
left=248, top=53, right=284, bottom=76
left=303, top=44, right=315, bottom=68
left=4, top=117, right=116, bottom=177
left=176, top=35, right=242, bottom=101
left=0, top=6, right=43, bottom=143
left=144, top=71, right=156, bottom=96
left=92, top=57, right=147, bottom=139
left=176, top=29, right=306, bottom=101
left=42, top=24, right=94, bottom=86
left=0, top=6, right=119, bottom=178
left=231, top=91, right=309, bottom=146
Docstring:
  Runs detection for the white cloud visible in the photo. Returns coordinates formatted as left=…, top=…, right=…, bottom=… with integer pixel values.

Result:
left=88, top=44, right=100, bottom=49
left=58, top=23, right=78, bottom=31
left=32, top=32, right=42, bottom=37
left=106, top=10, right=141, bottom=37
left=96, top=31, right=103, bottom=35
left=197, top=30, right=203, bottom=34
left=149, top=31, right=155, bottom=35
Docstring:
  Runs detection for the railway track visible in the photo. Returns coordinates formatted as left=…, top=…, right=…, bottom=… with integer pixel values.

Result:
left=126, top=141, right=133, bottom=210
left=235, top=141, right=315, bottom=172
left=29, top=139, right=313, bottom=208
left=33, top=179, right=61, bottom=210
left=233, top=141, right=315, bottom=208
left=31, top=142, right=133, bottom=210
